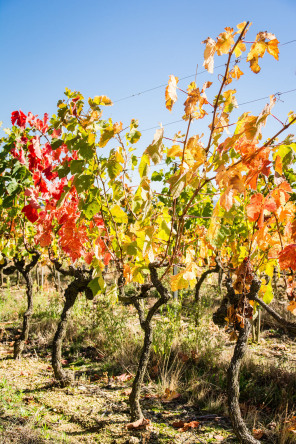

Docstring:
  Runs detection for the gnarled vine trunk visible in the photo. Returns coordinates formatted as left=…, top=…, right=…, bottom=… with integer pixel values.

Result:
left=129, top=318, right=153, bottom=420
left=51, top=264, right=93, bottom=386
left=227, top=320, right=259, bottom=444
left=213, top=276, right=262, bottom=444
left=194, top=264, right=220, bottom=303
left=128, top=264, right=170, bottom=421
left=13, top=272, right=33, bottom=359
left=12, top=253, right=40, bottom=359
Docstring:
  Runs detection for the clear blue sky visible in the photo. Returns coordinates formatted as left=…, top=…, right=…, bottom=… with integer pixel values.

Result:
left=1, top=0, right=295, bottom=181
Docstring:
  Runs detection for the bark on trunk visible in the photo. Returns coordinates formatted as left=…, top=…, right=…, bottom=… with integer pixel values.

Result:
left=227, top=320, right=259, bottom=444
left=14, top=272, right=33, bottom=359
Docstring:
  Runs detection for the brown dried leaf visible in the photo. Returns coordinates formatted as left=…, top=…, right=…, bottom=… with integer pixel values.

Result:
left=126, top=418, right=150, bottom=430
left=161, top=388, right=181, bottom=402
left=172, top=420, right=200, bottom=432
left=253, top=428, right=264, bottom=439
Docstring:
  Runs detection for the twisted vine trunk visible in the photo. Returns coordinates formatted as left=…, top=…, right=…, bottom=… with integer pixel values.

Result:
left=12, top=253, right=40, bottom=360
left=51, top=267, right=93, bottom=386
left=129, top=321, right=153, bottom=420
left=52, top=280, right=79, bottom=385
left=195, top=264, right=220, bottom=303
left=128, top=264, right=170, bottom=421
left=14, top=272, right=33, bottom=359
left=227, top=320, right=259, bottom=444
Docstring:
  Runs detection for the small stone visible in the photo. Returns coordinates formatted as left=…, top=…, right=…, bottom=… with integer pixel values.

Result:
left=128, top=437, right=140, bottom=444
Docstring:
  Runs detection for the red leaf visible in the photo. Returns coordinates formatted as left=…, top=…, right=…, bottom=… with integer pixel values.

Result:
left=84, top=252, right=94, bottom=265
left=11, top=110, right=27, bottom=128
left=51, top=128, right=62, bottom=138
left=22, top=205, right=39, bottom=223
left=103, top=252, right=112, bottom=266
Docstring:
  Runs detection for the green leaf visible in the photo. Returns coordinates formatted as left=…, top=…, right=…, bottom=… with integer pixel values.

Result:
left=107, top=159, right=123, bottom=180
left=274, top=145, right=293, bottom=168
left=139, top=154, right=150, bottom=178
left=51, top=139, right=64, bottom=150
left=6, top=179, right=19, bottom=195
left=73, top=174, right=93, bottom=193
left=151, top=171, right=163, bottom=181
left=88, top=273, right=105, bottom=296
left=74, top=139, right=94, bottom=160
left=122, top=241, right=138, bottom=256
left=70, top=159, right=84, bottom=175
left=57, top=163, right=70, bottom=179
left=85, top=200, right=101, bottom=220
left=2, top=195, right=14, bottom=208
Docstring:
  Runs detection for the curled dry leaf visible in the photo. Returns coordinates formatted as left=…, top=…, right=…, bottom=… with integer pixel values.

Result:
left=126, top=418, right=151, bottom=430
left=115, top=372, right=133, bottom=382
left=161, top=388, right=181, bottom=402
left=172, top=420, right=200, bottom=432
left=252, top=428, right=264, bottom=439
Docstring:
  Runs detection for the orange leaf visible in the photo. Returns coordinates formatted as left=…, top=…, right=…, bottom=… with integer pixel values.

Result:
left=287, top=301, right=296, bottom=316
left=278, top=244, right=296, bottom=271
left=246, top=193, right=263, bottom=222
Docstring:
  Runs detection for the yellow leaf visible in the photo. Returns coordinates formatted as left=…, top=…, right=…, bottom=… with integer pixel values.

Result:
left=229, top=65, right=244, bottom=81
left=165, top=75, right=179, bottom=111
left=202, top=37, right=216, bottom=74
left=216, top=27, right=234, bottom=56
left=94, top=95, right=113, bottom=106
left=267, top=39, right=279, bottom=60
left=88, top=133, right=96, bottom=145
left=186, top=136, right=206, bottom=165
left=131, top=266, right=145, bottom=284
left=171, top=263, right=198, bottom=291
left=110, top=205, right=128, bottom=223
left=259, top=280, right=273, bottom=304
left=233, top=41, right=246, bottom=57
left=207, top=203, right=221, bottom=242
left=167, top=145, right=182, bottom=158
left=184, top=87, right=200, bottom=117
